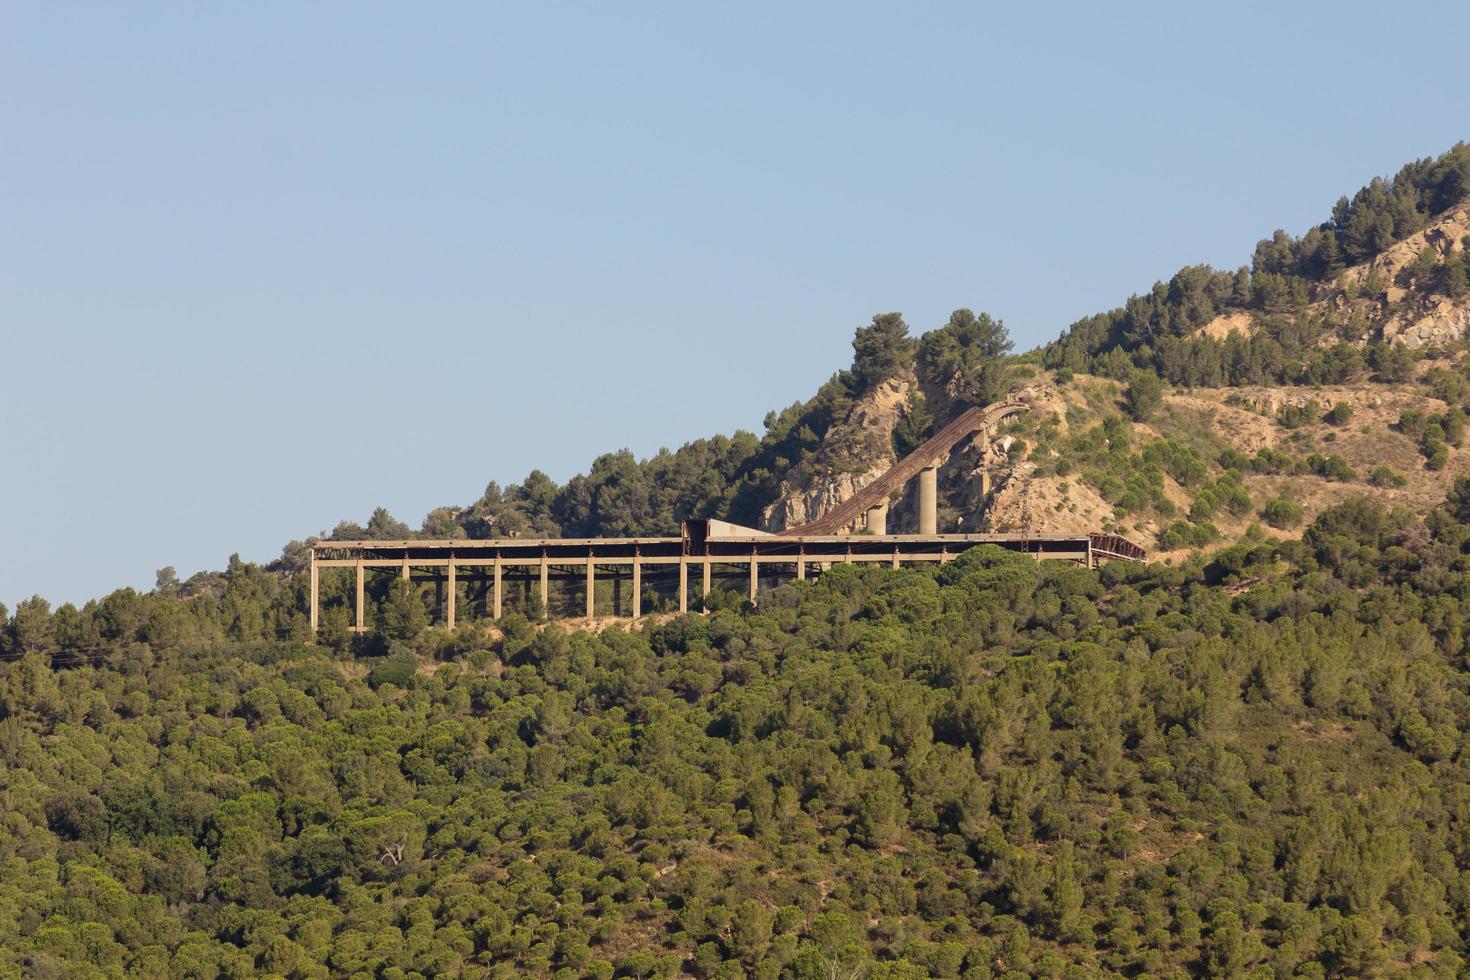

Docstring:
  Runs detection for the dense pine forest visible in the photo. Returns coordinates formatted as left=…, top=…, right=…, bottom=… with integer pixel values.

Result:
left=9, top=144, right=1470, bottom=978
left=7, top=490, right=1470, bottom=977
left=1044, top=144, right=1470, bottom=387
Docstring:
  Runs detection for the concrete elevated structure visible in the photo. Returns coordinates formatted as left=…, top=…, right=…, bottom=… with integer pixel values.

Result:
left=779, top=398, right=1027, bottom=537
left=309, top=525, right=1144, bottom=633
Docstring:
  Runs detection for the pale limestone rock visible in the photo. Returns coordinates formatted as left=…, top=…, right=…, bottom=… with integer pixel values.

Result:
left=1384, top=300, right=1470, bottom=349
left=760, top=374, right=914, bottom=532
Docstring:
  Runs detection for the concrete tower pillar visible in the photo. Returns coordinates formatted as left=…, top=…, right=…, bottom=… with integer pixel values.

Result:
left=918, top=464, right=938, bottom=535
left=539, top=555, right=550, bottom=618
left=866, top=500, right=888, bottom=536
left=309, top=555, right=319, bottom=632
left=354, top=560, right=365, bottom=633
left=586, top=559, right=595, bottom=619
left=492, top=559, right=503, bottom=619
left=631, top=558, right=641, bottom=618
left=446, top=560, right=456, bottom=629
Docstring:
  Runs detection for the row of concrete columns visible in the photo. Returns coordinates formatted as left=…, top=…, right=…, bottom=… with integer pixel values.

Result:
left=309, top=537, right=1101, bottom=635
left=316, top=554, right=765, bottom=634
left=863, top=462, right=940, bottom=535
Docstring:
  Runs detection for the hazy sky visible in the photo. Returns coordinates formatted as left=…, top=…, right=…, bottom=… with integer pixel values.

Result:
left=4, top=1, right=1469, bottom=607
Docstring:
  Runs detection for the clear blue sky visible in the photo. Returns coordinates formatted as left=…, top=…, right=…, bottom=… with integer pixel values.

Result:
left=4, top=1, right=1469, bottom=607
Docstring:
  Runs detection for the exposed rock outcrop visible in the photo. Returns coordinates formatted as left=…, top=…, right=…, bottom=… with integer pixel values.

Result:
left=761, top=466, right=891, bottom=532
left=763, top=379, right=1073, bottom=534
left=1189, top=206, right=1470, bottom=349
left=1382, top=299, right=1470, bottom=349
left=978, top=463, right=1117, bottom=537
left=1343, top=207, right=1470, bottom=297
left=1193, top=310, right=1257, bottom=341
left=760, top=374, right=914, bottom=532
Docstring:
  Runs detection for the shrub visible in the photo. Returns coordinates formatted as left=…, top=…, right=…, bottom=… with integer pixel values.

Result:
left=1442, top=408, right=1466, bottom=447
left=1368, top=466, right=1407, bottom=488
left=1261, top=497, right=1305, bottom=530
left=1324, top=402, right=1354, bottom=425
left=368, top=654, right=418, bottom=689
left=1189, top=472, right=1252, bottom=521
left=1369, top=342, right=1415, bottom=382
left=1277, top=400, right=1323, bottom=429
left=1124, top=369, right=1164, bottom=421
left=1248, top=447, right=1297, bottom=475
left=1143, top=440, right=1208, bottom=487
left=1306, top=453, right=1356, bottom=482
left=1397, top=408, right=1427, bottom=439
left=1157, top=522, right=1220, bottom=550
left=1218, top=448, right=1249, bottom=471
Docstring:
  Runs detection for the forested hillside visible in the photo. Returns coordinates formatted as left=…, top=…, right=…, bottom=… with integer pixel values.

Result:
left=9, top=144, right=1470, bottom=979
left=7, top=489, right=1470, bottom=976
left=1043, top=143, right=1470, bottom=383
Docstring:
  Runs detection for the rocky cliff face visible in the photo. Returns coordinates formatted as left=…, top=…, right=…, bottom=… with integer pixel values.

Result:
left=1362, top=206, right=1470, bottom=348
left=1382, top=299, right=1470, bottom=349
left=761, top=378, right=1068, bottom=535
left=762, top=349, right=1470, bottom=558
left=760, top=374, right=913, bottom=532
left=1194, top=206, right=1470, bottom=349
left=944, top=382, right=1121, bottom=537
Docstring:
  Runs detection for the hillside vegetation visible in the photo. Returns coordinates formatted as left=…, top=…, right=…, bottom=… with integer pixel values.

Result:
left=974, top=350, right=1470, bottom=554
left=1044, top=144, right=1470, bottom=381
left=6, top=490, right=1470, bottom=977
left=9, top=146, right=1470, bottom=979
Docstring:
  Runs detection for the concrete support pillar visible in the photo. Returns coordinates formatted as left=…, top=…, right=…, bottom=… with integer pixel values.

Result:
left=892, top=547, right=900, bottom=569
left=539, top=554, right=550, bottom=618
left=1086, top=539, right=1094, bottom=570
left=354, top=559, right=365, bottom=633
left=749, top=553, right=758, bottom=605
left=492, top=559, right=503, bottom=619
left=446, top=560, right=456, bottom=629
left=702, top=559, right=711, bottom=599
left=796, top=549, right=806, bottom=582
left=401, top=557, right=409, bottom=581
left=631, top=558, right=641, bottom=619
left=866, top=500, right=888, bottom=536
left=980, top=470, right=991, bottom=497
left=678, top=560, right=688, bottom=613
left=586, top=559, right=596, bottom=619
left=309, top=556, right=319, bottom=632
left=918, top=464, right=938, bottom=535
